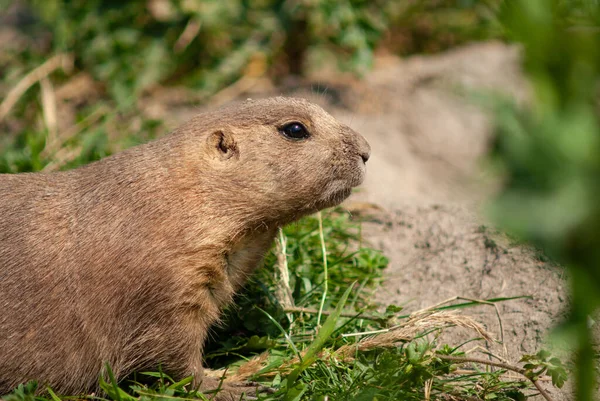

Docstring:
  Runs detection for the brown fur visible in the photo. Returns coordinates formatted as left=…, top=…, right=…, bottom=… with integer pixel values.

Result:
left=0, top=97, right=370, bottom=397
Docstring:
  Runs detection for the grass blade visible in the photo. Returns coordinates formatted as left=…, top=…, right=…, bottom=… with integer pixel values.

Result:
left=284, top=282, right=355, bottom=394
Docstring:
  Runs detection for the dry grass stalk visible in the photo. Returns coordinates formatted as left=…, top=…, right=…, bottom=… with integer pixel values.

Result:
left=42, top=146, right=82, bottom=172
left=41, top=105, right=109, bottom=169
left=209, top=53, right=269, bottom=107
left=0, top=53, right=73, bottom=121
left=207, top=310, right=493, bottom=383
left=335, top=311, right=493, bottom=360
left=274, top=229, right=295, bottom=322
left=54, top=73, right=98, bottom=102
left=40, top=77, right=58, bottom=145
left=424, top=378, right=433, bottom=401
left=174, top=19, right=202, bottom=53
left=438, top=355, right=556, bottom=401
left=412, top=295, right=507, bottom=358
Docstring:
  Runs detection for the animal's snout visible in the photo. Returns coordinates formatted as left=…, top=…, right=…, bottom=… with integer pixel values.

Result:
left=341, top=125, right=371, bottom=166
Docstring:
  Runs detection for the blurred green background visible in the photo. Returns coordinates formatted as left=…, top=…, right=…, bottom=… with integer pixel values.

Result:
left=1, top=0, right=600, bottom=400
left=0, top=0, right=502, bottom=172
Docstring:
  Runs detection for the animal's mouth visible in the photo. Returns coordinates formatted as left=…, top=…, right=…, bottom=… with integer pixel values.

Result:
left=332, top=187, right=353, bottom=201
left=351, top=172, right=366, bottom=188
left=349, top=165, right=367, bottom=188
left=317, top=185, right=353, bottom=210
left=314, top=158, right=366, bottom=210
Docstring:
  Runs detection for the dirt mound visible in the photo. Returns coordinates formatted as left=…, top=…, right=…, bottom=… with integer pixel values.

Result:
left=354, top=203, right=569, bottom=398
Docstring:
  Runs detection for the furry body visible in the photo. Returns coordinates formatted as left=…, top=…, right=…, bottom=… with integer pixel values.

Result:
left=0, top=97, right=370, bottom=395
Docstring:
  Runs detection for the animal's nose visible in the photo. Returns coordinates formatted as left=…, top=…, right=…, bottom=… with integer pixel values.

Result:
left=344, top=125, right=371, bottom=164
left=355, top=131, right=371, bottom=164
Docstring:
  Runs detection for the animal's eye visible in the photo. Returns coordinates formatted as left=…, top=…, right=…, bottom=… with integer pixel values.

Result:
left=280, top=122, right=310, bottom=140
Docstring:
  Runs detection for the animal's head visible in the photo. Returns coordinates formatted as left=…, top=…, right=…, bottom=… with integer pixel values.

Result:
left=179, top=97, right=370, bottom=223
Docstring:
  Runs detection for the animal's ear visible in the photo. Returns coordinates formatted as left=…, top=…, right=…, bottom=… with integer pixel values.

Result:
left=206, top=130, right=239, bottom=161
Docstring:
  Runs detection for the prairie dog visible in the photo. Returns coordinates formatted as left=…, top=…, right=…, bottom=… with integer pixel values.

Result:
left=0, top=97, right=370, bottom=397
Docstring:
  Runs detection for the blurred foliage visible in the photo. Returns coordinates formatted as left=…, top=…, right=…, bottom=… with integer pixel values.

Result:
left=0, top=114, right=163, bottom=173
left=7, top=0, right=395, bottom=104
left=4, top=0, right=503, bottom=98
left=0, top=0, right=503, bottom=172
left=491, top=0, right=600, bottom=400
left=385, top=0, right=502, bottom=55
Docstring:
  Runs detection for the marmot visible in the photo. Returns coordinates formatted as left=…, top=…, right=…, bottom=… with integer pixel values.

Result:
left=0, top=97, right=370, bottom=398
